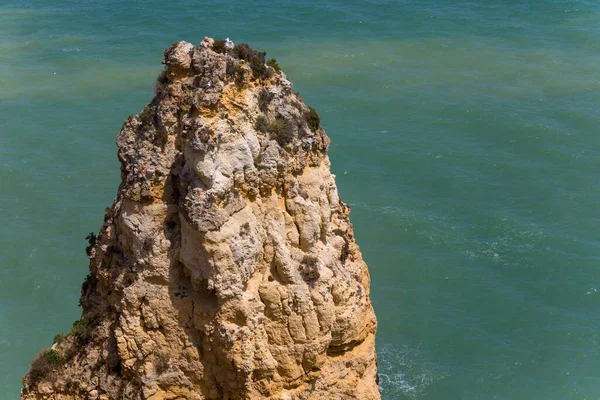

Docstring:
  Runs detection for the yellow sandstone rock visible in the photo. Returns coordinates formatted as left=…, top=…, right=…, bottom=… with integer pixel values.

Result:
left=22, top=38, right=379, bottom=400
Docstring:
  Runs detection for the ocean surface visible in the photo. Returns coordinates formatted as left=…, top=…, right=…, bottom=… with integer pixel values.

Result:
left=1, top=0, right=599, bottom=398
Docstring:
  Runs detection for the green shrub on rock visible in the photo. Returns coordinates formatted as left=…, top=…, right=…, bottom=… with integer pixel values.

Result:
left=42, top=349, right=62, bottom=365
left=53, top=333, right=66, bottom=345
left=255, top=115, right=268, bottom=133
left=212, top=39, right=227, bottom=54
left=234, top=67, right=246, bottom=88
left=232, top=43, right=271, bottom=80
left=28, top=348, right=64, bottom=384
left=268, top=118, right=293, bottom=146
left=258, top=88, right=273, bottom=113
left=304, top=106, right=320, bottom=131
left=70, top=317, right=96, bottom=345
left=266, top=58, right=281, bottom=73
left=154, top=69, right=169, bottom=95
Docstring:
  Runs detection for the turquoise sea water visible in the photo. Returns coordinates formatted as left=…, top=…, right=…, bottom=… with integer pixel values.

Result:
left=2, top=0, right=600, bottom=398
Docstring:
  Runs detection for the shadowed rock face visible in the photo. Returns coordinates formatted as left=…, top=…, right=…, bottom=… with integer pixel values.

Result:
left=22, top=38, right=379, bottom=400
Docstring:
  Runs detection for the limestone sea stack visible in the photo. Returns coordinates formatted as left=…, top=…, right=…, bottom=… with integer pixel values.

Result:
left=22, top=38, right=379, bottom=400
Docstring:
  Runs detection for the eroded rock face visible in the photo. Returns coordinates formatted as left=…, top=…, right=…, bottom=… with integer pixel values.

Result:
left=22, top=38, right=379, bottom=400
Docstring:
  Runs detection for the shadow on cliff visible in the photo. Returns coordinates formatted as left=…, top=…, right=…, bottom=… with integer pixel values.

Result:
left=161, top=156, right=228, bottom=399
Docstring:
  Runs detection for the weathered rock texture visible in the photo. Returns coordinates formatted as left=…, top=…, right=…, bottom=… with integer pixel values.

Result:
left=22, top=38, right=379, bottom=400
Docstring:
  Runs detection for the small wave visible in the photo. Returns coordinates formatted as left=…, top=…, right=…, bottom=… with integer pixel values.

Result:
left=378, top=372, right=418, bottom=397
left=377, top=342, right=443, bottom=399
left=586, top=287, right=597, bottom=295
left=61, top=47, right=81, bottom=53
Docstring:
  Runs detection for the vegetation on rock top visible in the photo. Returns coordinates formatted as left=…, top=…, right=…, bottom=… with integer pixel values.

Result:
left=214, top=40, right=281, bottom=80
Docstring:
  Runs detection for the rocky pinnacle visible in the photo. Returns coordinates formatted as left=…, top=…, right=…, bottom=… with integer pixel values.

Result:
left=22, top=38, right=379, bottom=400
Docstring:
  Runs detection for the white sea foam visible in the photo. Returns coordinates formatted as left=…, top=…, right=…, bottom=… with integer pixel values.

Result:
left=585, top=288, right=597, bottom=295
left=377, top=342, right=442, bottom=399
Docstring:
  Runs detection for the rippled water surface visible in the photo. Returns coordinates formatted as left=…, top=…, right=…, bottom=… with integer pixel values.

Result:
left=1, top=1, right=600, bottom=398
